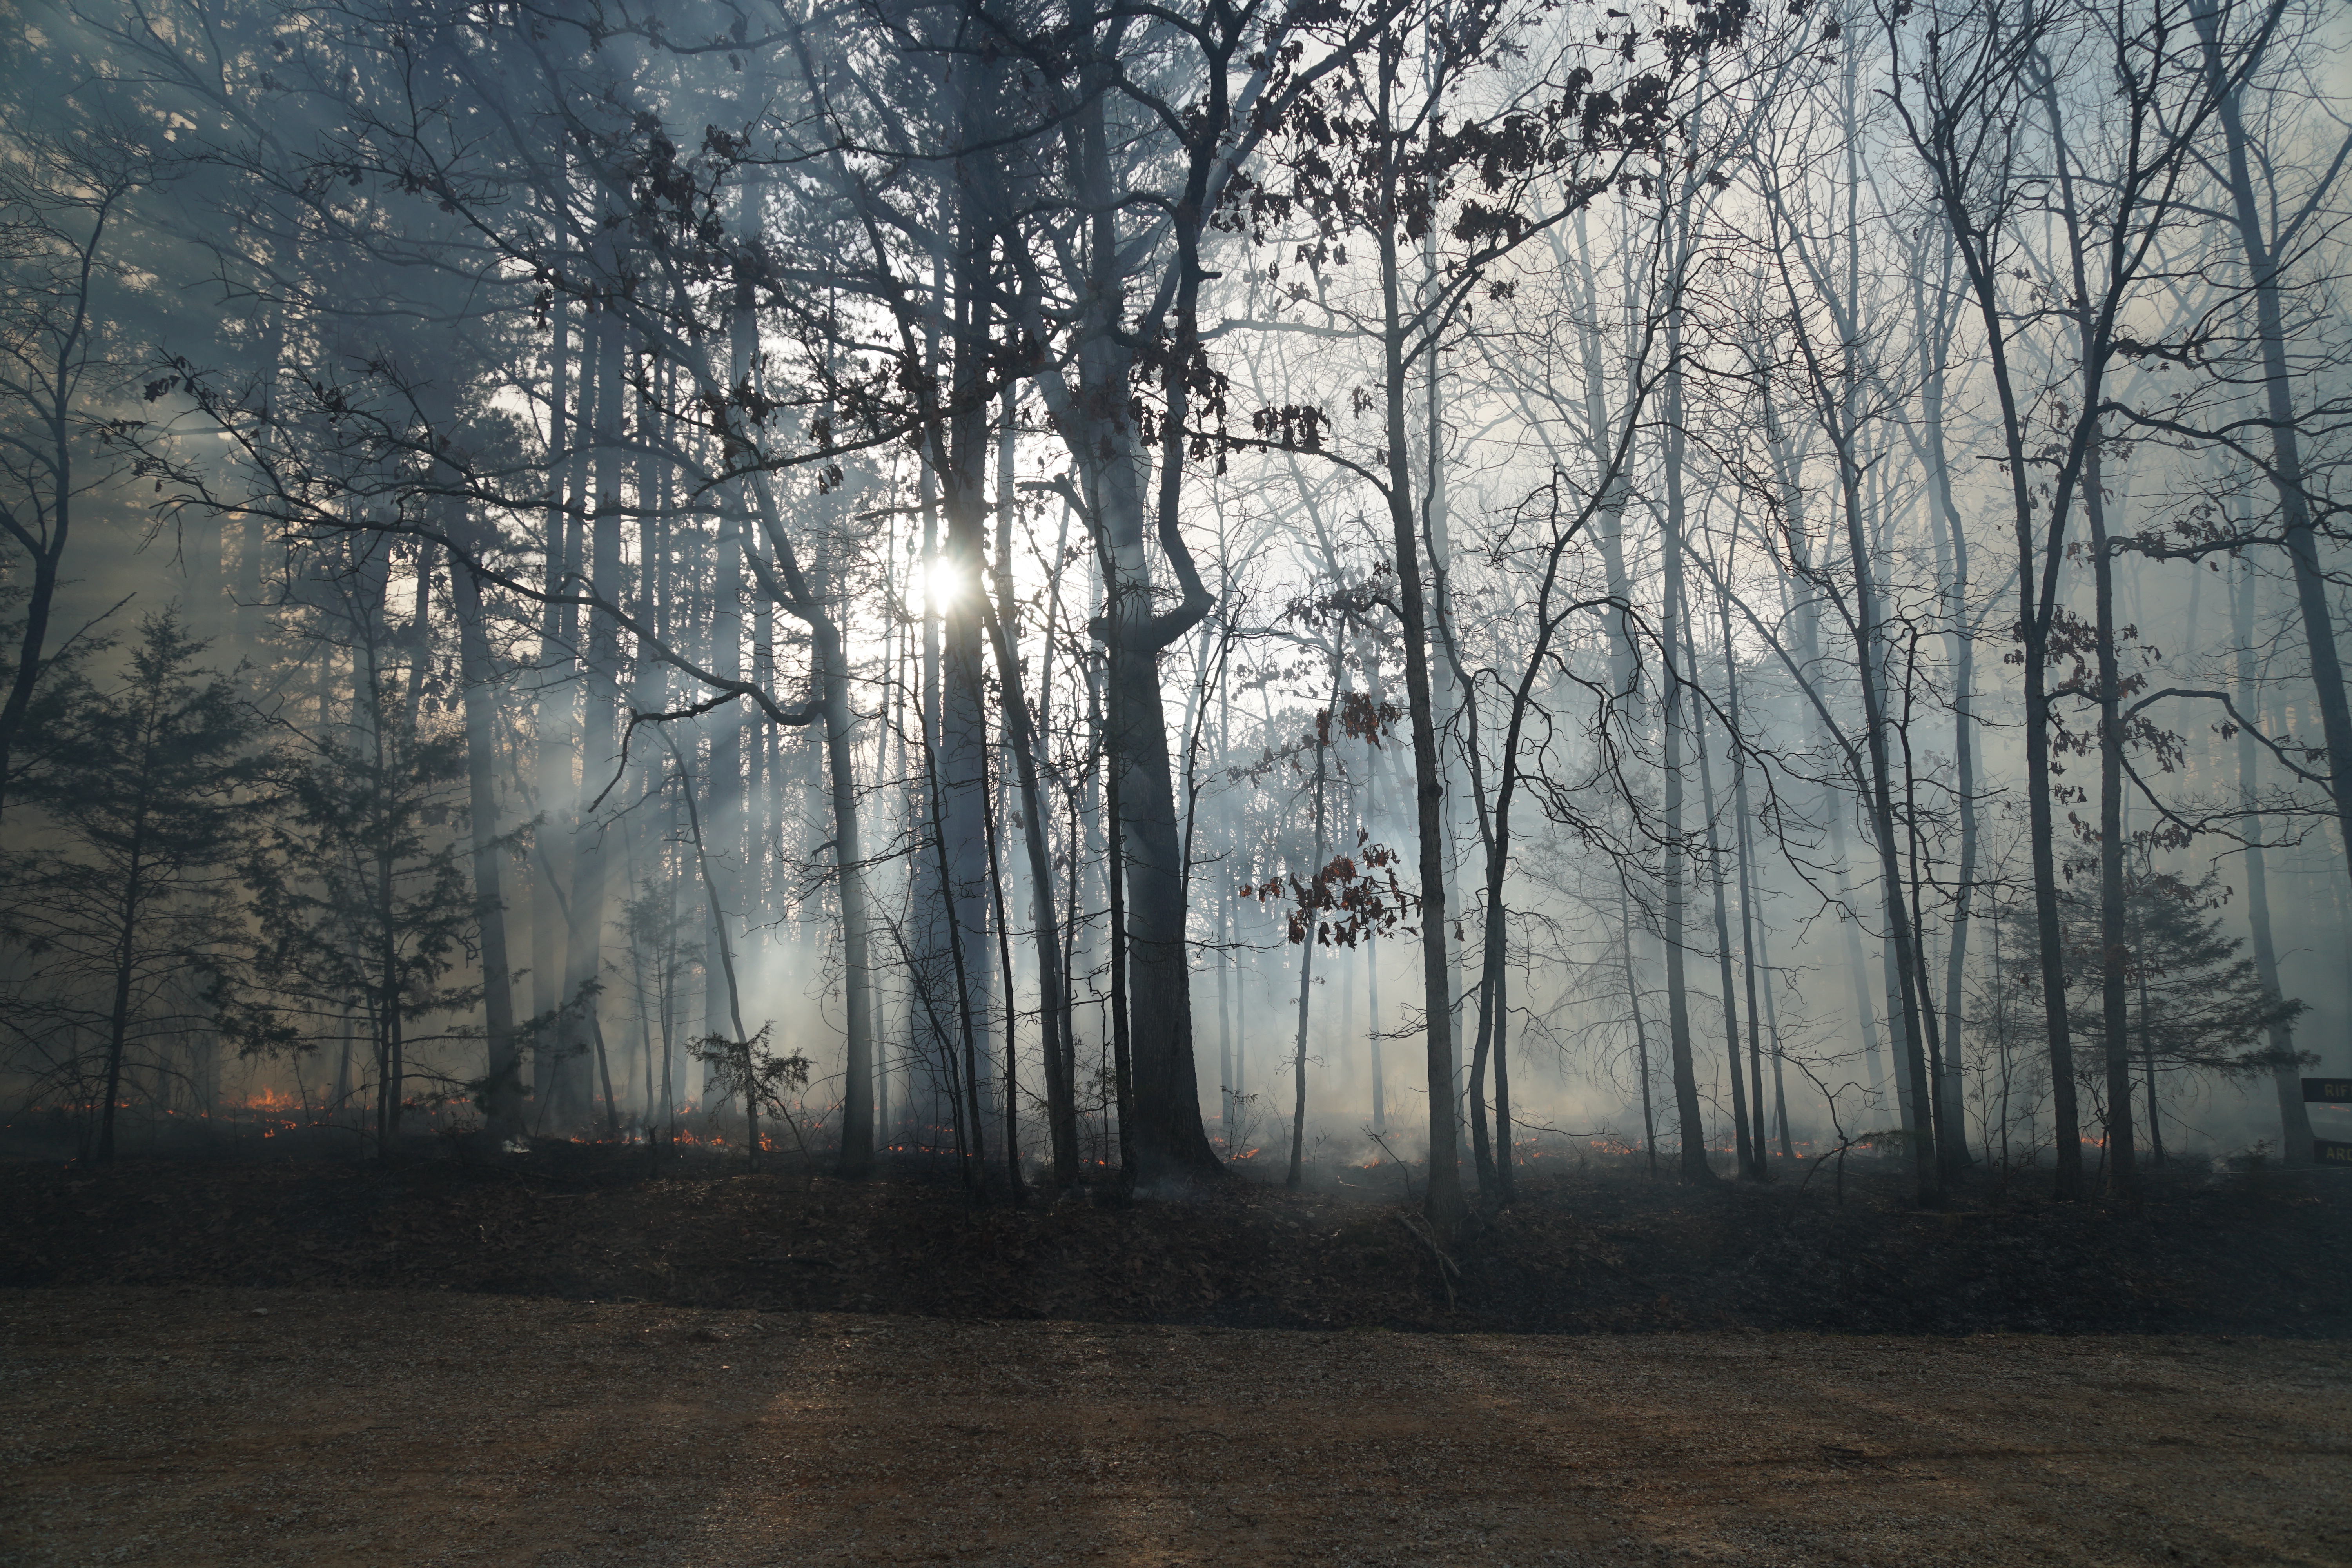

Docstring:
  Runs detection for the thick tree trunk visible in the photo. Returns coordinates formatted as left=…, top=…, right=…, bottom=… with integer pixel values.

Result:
left=813, top=606, right=877, bottom=1176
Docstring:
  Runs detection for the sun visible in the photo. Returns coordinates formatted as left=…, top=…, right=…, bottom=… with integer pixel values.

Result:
left=909, top=556, right=969, bottom=615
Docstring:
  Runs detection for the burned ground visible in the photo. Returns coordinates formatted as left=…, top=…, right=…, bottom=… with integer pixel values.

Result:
left=2, top=1149, right=2345, bottom=1337
left=7, top=1154, right=2349, bottom=1566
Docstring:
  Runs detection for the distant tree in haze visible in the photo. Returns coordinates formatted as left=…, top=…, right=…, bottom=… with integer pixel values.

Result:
left=0, top=117, right=167, bottom=820
left=1998, top=853, right=2309, bottom=1161
left=2066, top=860, right=2307, bottom=1162
left=232, top=664, right=479, bottom=1155
left=0, top=611, right=254, bottom=1160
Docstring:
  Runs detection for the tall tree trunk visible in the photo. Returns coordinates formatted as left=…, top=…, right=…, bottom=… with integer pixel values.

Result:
left=702, top=212, right=752, bottom=1122
left=1839, top=458, right=1940, bottom=1204
left=2039, top=95, right=2138, bottom=1195
left=1689, top=631, right=1755, bottom=1180
left=1896, top=22, right=2086, bottom=1196
left=1424, top=282, right=1470, bottom=1160
left=1766, top=385, right=1891, bottom=1129
left=530, top=284, right=579, bottom=1134
left=1658, top=355, right=1714, bottom=1185
left=983, top=741, right=1028, bottom=1201
left=558, top=283, right=626, bottom=1136
left=94, top=869, right=145, bottom=1164
left=936, top=222, right=998, bottom=1133
left=1621, top=882, right=1658, bottom=1177
left=1287, top=668, right=1338, bottom=1190
left=2086, top=446, right=2137, bottom=1194
left=1722, top=590, right=1771, bottom=1174
left=1918, top=251, right=1978, bottom=1177
left=450, top=526, right=523, bottom=1144
left=1770, top=203, right=1940, bottom=1200
left=813, top=603, right=877, bottom=1176
left=2196, top=6, right=2352, bottom=880
left=1374, top=52, right=1464, bottom=1229
left=983, top=573, right=1077, bottom=1185
left=1102, top=601, right=1136, bottom=1191
left=2234, top=557, right=2315, bottom=1163
left=1032, top=71, right=1220, bottom=1180
left=677, top=754, right=757, bottom=1167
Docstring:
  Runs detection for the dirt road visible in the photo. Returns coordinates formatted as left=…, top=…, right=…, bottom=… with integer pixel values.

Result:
left=4, top=1289, right=2345, bottom=1566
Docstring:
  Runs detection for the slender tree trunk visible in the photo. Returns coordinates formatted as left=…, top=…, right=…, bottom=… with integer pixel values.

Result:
left=550, top=290, right=623, bottom=1131
left=451, top=537, right=523, bottom=1143
left=700, top=185, right=762, bottom=1116
left=529, top=301, right=578, bottom=1132
left=1900, top=32, right=2087, bottom=1197
left=2196, top=7, right=2352, bottom=878
left=2036, top=98, right=2139, bottom=1195
left=1287, top=673, right=1336, bottom=1190
left=982, top=581, right=1076, bottom=1184
left=678, top=754, right=757, bottom=1168
left=1621, top=884, right=1658, bottom=1178
left=94, top=872, right=145, bottom=1165
left=1362, top=654, right=1387, bottom=1137
left=1723, top=594, right=1771, bottom=1173
left=2087, top=448, right=2138, bottom=1194
left=937, top=224, right=999, bottom=1134
left=1659, top=362, right=1714, bottom=1185
left=2234, top=558, right=2315, bottom=1163
left=1840, top=464, right=1940, bottom=1205
left=1375, top=52, right=1463, bottom=1229
left=1102, top=604, right=1136, bottom=1192
left=1689, top=640, right=1755, bottom=1179
left=1920, top=262, right=1978, bottom=1176
left=983, top=743, right=1028, bottom=1201
left=2138, top=961, right=2165, bottom=1165
left=0, top=324, right=78, bottom=822
left=1217, top=883, right=1235, bottom=1145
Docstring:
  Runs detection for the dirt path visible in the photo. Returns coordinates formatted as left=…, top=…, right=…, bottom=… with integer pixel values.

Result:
left=4, top=1290, right=2346, bottom=1566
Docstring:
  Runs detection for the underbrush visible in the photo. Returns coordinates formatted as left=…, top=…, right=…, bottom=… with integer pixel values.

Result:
left=3, top=1146, right=2344, bottom=1336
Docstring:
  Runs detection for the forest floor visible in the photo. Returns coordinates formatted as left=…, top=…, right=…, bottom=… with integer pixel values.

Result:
left=5, top=1288, right=2348, bottom=1566
left=4, top=1152, right=2349, bottom=1565
left=0, top=1145, right=2346, bottom=1334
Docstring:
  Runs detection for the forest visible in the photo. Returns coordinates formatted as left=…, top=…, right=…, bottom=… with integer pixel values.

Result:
left=5, top=0, right=2352, bottom=1559
left=6, top=0, right=2348, bottom=1210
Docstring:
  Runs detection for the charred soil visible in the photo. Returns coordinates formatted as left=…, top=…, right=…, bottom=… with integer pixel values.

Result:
left=2, top=1149, right=2345, bottom=1336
